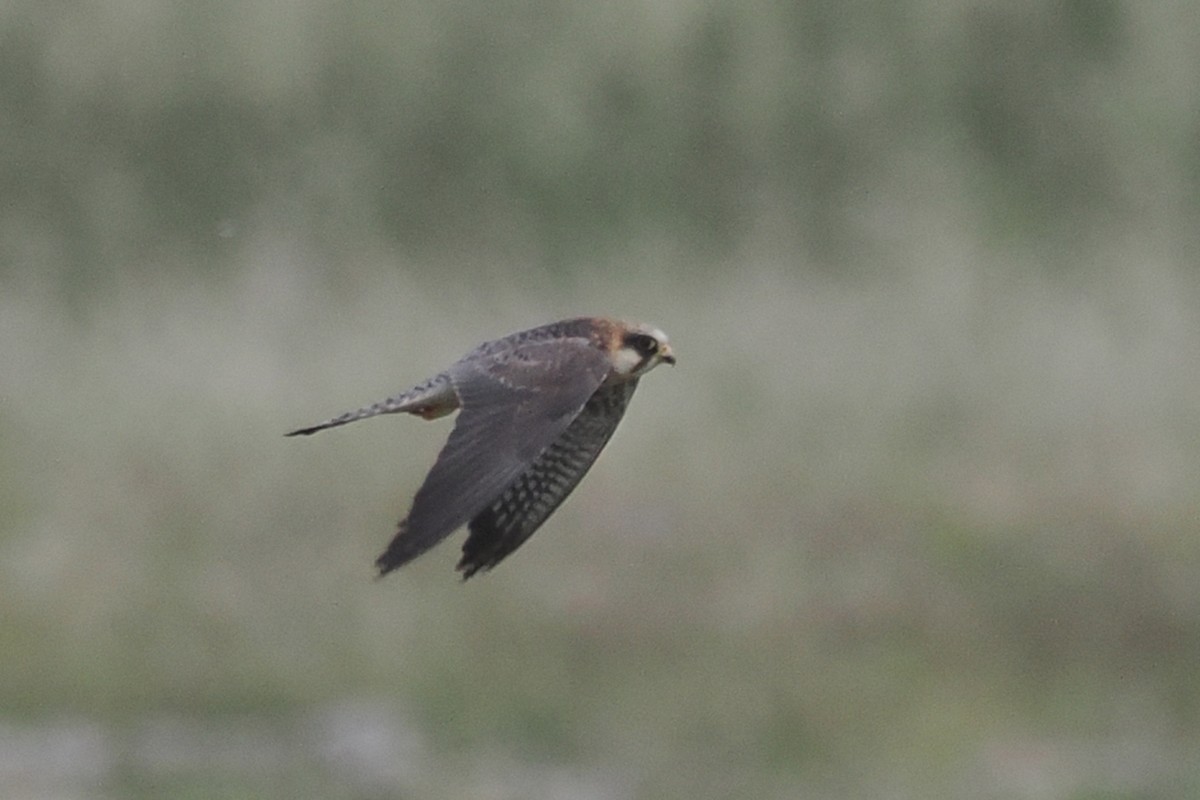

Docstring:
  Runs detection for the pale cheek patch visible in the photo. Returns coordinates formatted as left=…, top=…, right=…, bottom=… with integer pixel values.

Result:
left=611, top=347, right=644, bottom=375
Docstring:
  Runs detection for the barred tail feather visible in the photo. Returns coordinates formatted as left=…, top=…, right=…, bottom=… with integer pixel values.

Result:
left=285, top=375, right=456, bottom=437
left=285, top=399, right=402, bottom=436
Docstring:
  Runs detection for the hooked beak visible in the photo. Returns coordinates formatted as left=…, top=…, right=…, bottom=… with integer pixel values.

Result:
left=660, top=345, right=676, bottom=366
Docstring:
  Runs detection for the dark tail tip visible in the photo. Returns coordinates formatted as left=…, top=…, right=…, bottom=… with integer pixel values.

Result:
left=285, top=424, right=323, bottom=437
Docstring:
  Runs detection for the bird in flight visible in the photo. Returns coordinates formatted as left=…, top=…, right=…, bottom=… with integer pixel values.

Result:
left=287, top=317, right=675, bottom=579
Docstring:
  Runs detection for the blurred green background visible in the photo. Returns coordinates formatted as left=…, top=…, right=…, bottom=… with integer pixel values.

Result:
left=3, top=1, right=1200, bottom=798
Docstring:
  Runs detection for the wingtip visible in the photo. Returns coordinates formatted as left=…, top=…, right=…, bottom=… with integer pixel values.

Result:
left=455, top=558, right=485, bottom=581
left=374, top=551, right=401, bottom=577
left=374, top=523, right=429, bottom=577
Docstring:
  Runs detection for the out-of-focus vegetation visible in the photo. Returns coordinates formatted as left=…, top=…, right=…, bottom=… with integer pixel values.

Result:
left=2, top=2, right=1199, bottom=798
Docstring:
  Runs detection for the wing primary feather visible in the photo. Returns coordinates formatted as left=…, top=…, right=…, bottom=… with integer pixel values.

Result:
left=457, top=379, right=638, bottom=578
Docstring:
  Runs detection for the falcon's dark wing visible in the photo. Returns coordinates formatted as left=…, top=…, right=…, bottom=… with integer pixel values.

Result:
left=375, top=337, right=611, bottom=575
left=457, top=378, right=639, bottom=578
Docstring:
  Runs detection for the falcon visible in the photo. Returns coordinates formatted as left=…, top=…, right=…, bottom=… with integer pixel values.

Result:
left=287, top=317, right=675, bottom=578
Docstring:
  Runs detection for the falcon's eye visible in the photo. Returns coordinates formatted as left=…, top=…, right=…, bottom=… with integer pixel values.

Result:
left=627, top=333, right=659, bottom=356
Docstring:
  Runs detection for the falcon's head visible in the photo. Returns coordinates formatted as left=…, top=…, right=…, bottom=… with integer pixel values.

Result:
left=607, top=321, right=676, bottom=380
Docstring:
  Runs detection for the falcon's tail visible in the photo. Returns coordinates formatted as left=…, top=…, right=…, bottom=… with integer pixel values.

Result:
left=285, top=374, right=457, bottom=436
